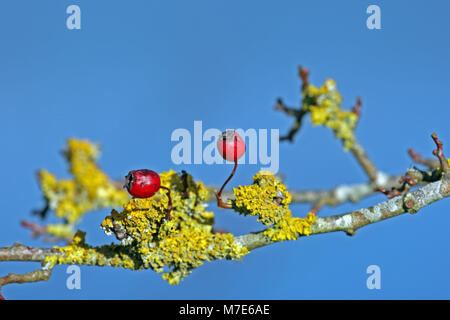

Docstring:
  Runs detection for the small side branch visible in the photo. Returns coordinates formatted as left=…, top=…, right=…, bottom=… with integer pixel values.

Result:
left=275, top=67, right=310, bottom=142
left=275, top=98, right=307, bottom=142
left=21, top=220, right=72, bottom=244
left=431, top=133, right=448, bottom=174
left=349, top=138, right=381, bottom=184
left=408, top=148, right=439, bottom=169
left=0, top=243, right=58, bottom=300
left=0, top=243, right=61, bottom=262
left=0, top=269, right=52, bottom=300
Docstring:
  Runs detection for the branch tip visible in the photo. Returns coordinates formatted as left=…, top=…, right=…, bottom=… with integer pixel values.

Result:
left=431, top=133, right=448, bottom=173
left=352, top=96, right=362, bottom=116
left=298, top=66, right=309, bottom=90
left=408, top=148, right=440, bottom=169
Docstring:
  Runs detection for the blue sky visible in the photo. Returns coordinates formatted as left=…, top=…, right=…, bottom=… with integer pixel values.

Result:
left=0, top=0, right=449, bottom=299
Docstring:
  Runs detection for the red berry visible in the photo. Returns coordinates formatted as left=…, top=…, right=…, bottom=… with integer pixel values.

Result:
left=217, top=130, right=246, bottom=162
left=124, top=169, right=161, bottom=198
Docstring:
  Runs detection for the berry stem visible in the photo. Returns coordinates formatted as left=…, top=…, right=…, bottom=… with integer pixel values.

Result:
left=215, top=160, right=238, bottom=209
left=160, top=186, right=173, bottom=220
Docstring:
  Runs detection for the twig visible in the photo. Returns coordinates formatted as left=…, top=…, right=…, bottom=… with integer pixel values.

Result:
left=408, top=148, right=439, bottom=169
left=275, top=98, right=307, bottom=142
left=298, top=66, right=309, bottom=90
left=352, top=96, right=362, bottom=117
left=349, top=138, right=381, bottom=184
left=431, top=133, right=448, bottom=173
left=21, top=220, right=72, bottom=244
left=376, top=175, right=416, bottom=199
left=0, top=243, right=61, bottom=262
left=275, top=66, right=310, bottom=142
left=276, top=67, right=381, bottom=183
left=0, top=269, right=53, bottom=300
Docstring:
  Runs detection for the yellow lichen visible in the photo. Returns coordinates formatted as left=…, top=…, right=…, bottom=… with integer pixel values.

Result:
left=233, top=171, right=317, bottom=241
left=39, top=141, right=318, bottom=285
left=233, top=171, right=291, bottom=226
left=44, top=230, right=141, bottom=270
left=302, top=78, right=358, bottom=150
left=264, top=212, right=317, bottom=241
left=46, top=224, right=75, bottom=240
left=101, top=170, right=248, bottom=285
left=38, top=138, right=129, bottom=224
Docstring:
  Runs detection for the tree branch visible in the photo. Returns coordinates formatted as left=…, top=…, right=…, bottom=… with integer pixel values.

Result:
left=0, top=269, right=53, bottom=300
left=20, top=220, right=73, bottom=244
left=275, top=98, right=307, bottom=142
left=235, top=174, right=449, bottom=250
left=408, top=148, right=440, bottom=169
left=0, top=243, right=59, bottom=299
left=0, top=243, right=61, bottom=262
left=1, top=173, right=448, bottom=297
left=207, top=171, right=409, bottom=207
left=349, top=138, right=382, bottom=184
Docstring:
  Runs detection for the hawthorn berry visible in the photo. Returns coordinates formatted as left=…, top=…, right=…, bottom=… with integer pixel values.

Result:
left=124, top=169, right=172, bottom=219
left=215, top=130, right=246, bottom=209
left=217, top=130, right=246, bottom=162
left=125, top=169, right=161, bottom=198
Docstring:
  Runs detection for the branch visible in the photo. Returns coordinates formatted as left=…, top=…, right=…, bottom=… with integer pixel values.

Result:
left=432, top=132, right=449, bottom=173
left=1, top=172, right=448, bottom=297
left=275, top=66, right=381, bottom=183
left=0, top=243, right=59, bottom=299
left=275, top=67, right=310, bottom=142
left=0, top=269, right=52, bottom=300
left=235, top=174, right=450, bottom=250
left=21, top=220, right=73, bottom=244
left=208, top=172, right=404, bottom=207
left=0, top=242, right=61, bottom=262
left=349, top=138, right=381, bottom=184
left=275, top=98, right=307, bottom=142
left=408, top=148, right=439, bottom=169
